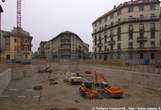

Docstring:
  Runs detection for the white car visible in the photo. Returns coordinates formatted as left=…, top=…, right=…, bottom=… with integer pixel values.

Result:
left=65, top=72, right=86, bottom=84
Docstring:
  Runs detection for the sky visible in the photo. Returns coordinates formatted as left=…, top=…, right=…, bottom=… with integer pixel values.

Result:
left=1, top=0, right=128, bottom=52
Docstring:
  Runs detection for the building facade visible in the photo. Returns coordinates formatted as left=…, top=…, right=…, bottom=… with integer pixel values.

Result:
left=38, top=31, right=89, bottom=60
left=38, top=41, right=47, bottom=59
left=0, top=27, right=33, bottom=62
left=92, top=0, right=161, bottom=64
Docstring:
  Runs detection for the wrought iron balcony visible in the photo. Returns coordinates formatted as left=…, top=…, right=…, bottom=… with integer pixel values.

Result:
left=137, top=37, right=147, bottom=42
left=108, top=40, right=115, bottom=45
left=97, top=43, right=103, bottom=47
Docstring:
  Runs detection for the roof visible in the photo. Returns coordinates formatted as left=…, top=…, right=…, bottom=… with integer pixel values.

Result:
left=92, top=0, right=160, bottom=24
left=51, top=31, right=84, bottom=43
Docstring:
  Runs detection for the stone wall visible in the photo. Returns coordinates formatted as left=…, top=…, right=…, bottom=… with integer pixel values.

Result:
left=0, top=69, right=11, bottom=95
left=11, top=64, right=38, bottom=80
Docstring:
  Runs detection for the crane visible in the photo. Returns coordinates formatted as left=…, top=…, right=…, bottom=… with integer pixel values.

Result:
left=17, top=0, right=21, bottom=28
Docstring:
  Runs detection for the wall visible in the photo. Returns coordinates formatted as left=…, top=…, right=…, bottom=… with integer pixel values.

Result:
left=11, top=64, right=38, bottom=80
left=79, top=64, right=161, bottom=90
left=0, top=69, right=11, bottom=95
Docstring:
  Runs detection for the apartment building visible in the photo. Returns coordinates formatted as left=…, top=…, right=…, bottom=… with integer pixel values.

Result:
left=0, top=27, right=33, bottom=62
left=92, top=0, right=161, bottom=64
left=38, top=31, right=89, bottom=60
left=38, top=41, right=47, bottom=59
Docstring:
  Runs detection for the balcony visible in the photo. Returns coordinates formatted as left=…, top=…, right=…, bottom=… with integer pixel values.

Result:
left=137, top=47, right=147, bottom=51
left=108, top=40, right=115, bottom=45
left=137, top=37, right=147, bottom=42
left=97, top=43, right=103, bottom=47
left=92, top=16, right=160, bottom=35
left=150, top=27, right=155, bottom=32
left=149, top=46, right=157, bottom=51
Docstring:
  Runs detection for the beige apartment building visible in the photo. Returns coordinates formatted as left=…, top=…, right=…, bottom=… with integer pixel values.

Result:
left=0, top=27, right=33, bottom=63
left=38, top=31, right=89, bottom=60
left=92, top=0, right=161, bottom=64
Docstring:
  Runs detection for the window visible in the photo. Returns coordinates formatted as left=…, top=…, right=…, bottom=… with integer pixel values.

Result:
left=94, top=22, right=97, bottom=27
left=151, top=41, right=155, bottom=47
left=99, top=27, right=101, bottom=31
left=111, top=22, right=114, bottom=25
left=110, top=14, right=114, bottom=19
left=151, top=14, right=155, bottom=18
left=118, top=18, right=121, bottom=22
left=24, top=39, right=28, bottom=43
left=129, top=33, right=133, bottom=40
left=117, top=27, right=121, bottom=41
left=140, top=53, right=144, bottom=59
left=104, top=25, right=107, bottom=28
left=14, top=39, right=17, bottom=43
left=140, top=14, right=144, bottom=19
left=140, top=42, right=144, bottom=48
left=99, top=47, right=101, bottom=52
left=99, top=37, right=101, bottom=44
left=111, top=45, right=113, bottom=50
left=95, top=48, right=97, bottom=53
left=118, top=35, right=121, bottom=41
left=139, top=5, right=144, bottom=11
left=150, top=4, right=156, bottom=10
left=128, top=16, right=133, bottom=20
left=104, top=46, right=107, bottom=51
left=129, top=24, right=133, bottom=31
left=151, top=32, right=155, bottom=39
left=139, top=23, right=144, bottom=31
left=104, top=17, right=107, bottom=22
left=128, top=7, right=133, bottom=12
left=117, top=10, right=122, bottom=16
left=99, top=19, right=102, bottom=24
left=24, top=46, right=28, bottom=51
left=117, top=43, right=121, bottom=50
left=104, top=55, right=108, bottom=61
left=104, top=35, right=107, bottom=43
left=14, top=46, right=17, bottom=51
left=151, top=53, right=155, bottom=59
left=150, top=23, right=155, bottom=30
left=129, top=42, right=133, bottom=48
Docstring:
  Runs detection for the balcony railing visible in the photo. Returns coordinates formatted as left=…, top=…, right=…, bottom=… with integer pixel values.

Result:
left=93, top=16, right=159, bottom=34
left=137, top=37, right=147, bottom=42
left=108, top=40, right=115, bottom=45
left=97, top=43, right=103, bottom=47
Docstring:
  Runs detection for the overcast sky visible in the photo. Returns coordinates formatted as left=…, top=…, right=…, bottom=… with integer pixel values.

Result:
left=1, top=0, right=128, bottom=52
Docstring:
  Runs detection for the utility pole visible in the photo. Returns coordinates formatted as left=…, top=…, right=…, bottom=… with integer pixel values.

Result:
left=0, top=0, right=4, bottom=63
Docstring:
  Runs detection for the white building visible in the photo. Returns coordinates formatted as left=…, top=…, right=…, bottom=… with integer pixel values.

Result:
left=92, top=0, right=161, bottom=64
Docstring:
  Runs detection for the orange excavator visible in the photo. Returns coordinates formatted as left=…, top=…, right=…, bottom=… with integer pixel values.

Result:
left=79, top=81, right=97, bottom=98
left=79, top=72, right=123, bottom=98
left=95, top=73, right=124, bottom=98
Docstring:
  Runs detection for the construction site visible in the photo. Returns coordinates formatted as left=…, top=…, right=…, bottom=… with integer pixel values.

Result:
left=0, top=0, right=161, bottom=109
left=0, top=60, right=161, bottom=110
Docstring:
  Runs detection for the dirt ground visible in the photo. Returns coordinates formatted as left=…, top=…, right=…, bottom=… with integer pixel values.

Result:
left=0, top=61, right=161, bottom=110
